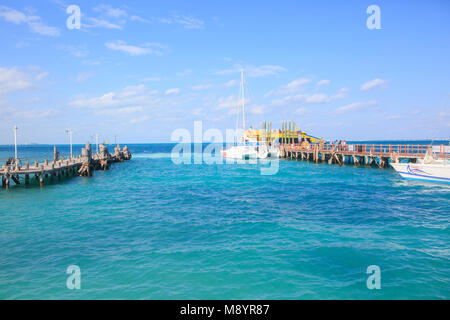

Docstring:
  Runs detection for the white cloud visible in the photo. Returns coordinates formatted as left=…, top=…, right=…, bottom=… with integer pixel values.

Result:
left=15, top=41, right=31, bottom=48
left=142, top=76, right=161, bottom=82
left=95, top=106, right=143, bottom=116
left=84, top=17, right=123, bottom=30
left=130, top=115, right=149, bottom=124
left=176, top=69, right=192, bottom=77
left=0, top=106, right=56, bottom=119
left=36, top=71, right=49, bottom=81
left=336, top=100, right=378, bottom=114
left=28, top=21, right=60, bottom=36
left=214, top=95, right=240, bottom=110
left=68, top=84, right=195, bottom=124
left=223, top=79, right=238, bottom=88
left=191, top=84, right=213, bottom=91
left=59, top=45, right=89, bottom=58
left=247, top=65, right=286, bottom=78
left=265, top=77, right=311, bottom=97
left=82, top=59, right=101, bottom=66
left=75, top=71, right=94, bottom=83
left=0, top=6, right=28, bottom=24
left=192, top=108, right=205, bottom=116
left=249, top=105, right=266, bottom=115
left=69, top=84, right=158, bottom=109
left=0, top=5, right=60, bottom=36
left=317, top=79, right=330, bottom=86
left=93, top=4, right=127, bottom=18
left=284, top=78, right=311, bottom=91
left=165, top=88, right=180, bottom=95
left=130, top=15, right=150, bottom=23
left=87, top=7, right=204, bottom=32
left=361, top=78, right=385, bottom=91
left=83, top=5, right=130, bottom=30
left=272, top=91, right=346, bottom=106
left=0, top=67, right=39, bottom=95
left=0, top=67, right=53, bottom=122
left=105, top=40, right=165, bottom=56
left=386, top=115, right=402, bottom=120
left=158, top=15, right=204, bottom=30
left=129, top=14, right=204, bottom=30
left=295, top=107, right=308, bottom=115
left=214, top=65, right=286, bottom=78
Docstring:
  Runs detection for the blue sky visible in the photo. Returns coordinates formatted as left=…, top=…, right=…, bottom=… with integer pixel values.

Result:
left=0, top=0, right=449, bottom=144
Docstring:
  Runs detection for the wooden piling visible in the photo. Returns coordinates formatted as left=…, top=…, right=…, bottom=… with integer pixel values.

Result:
left=279, top=141, right=438, bottom=171
left=5, top=174, right=10, bottom=190
left=0, top=143, right=132, bottom=190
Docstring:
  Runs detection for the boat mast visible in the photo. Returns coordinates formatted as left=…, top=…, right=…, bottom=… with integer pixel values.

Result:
left=241, top=68, right=245, bottom=131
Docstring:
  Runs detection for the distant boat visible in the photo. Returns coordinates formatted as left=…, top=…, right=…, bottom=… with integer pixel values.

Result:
left=391, top=149, right=450, bottom=184
left=222, top=69, right=280, bottom=160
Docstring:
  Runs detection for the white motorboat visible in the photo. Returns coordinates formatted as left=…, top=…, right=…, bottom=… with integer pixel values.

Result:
left=221, top=145, right=257, bottom=160
left=391, top=149, right=450, bottom=184
left=221, top=144, right=280, bottom=160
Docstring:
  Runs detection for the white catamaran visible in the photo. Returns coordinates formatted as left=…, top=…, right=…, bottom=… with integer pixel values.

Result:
left=391, top=147, right=450, bottom=184
left=221, top=69, right=280, bottom=160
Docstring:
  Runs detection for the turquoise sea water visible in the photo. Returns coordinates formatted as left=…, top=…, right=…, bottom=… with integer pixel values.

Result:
left=0, top=143, right=449, bottom=299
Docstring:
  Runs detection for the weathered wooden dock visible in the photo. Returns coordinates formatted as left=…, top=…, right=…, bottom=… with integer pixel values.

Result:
left=280, top=143, right=448, bottom=168
left=0, top=143, right=132, bottom=189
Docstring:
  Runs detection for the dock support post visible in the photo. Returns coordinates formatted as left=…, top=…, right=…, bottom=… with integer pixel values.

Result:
left=5, top=175, right=10, bottom=190
left=315, top=146, right=318, bottom=163
left=25, top=174, right=30, bottom=185
left=11, top=175, right=20, bottom=185
left=39, top=166, right=44, bottom=188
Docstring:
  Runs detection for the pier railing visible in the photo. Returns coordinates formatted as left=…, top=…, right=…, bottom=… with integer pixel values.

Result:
left=1, top=144, right=132, bottom=189
left=281, top=143, right=449, bottom=159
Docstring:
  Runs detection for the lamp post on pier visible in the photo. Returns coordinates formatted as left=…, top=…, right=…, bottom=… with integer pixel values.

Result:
left=94, top=133, right=100, bottom=154
left=66, top=129, right=74, bottom=159
left=13, top=126, right=18, bottom=160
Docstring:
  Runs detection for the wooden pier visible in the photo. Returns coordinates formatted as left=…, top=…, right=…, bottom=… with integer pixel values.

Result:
left=0, top=143, right=132, bottom=189
left=280, top=143, right=448, bottom=168
left=275, top=120, right=448, bottom=168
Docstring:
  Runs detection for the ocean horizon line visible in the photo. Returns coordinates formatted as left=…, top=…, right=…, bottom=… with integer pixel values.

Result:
left=0, top=139, right=449, bottom=147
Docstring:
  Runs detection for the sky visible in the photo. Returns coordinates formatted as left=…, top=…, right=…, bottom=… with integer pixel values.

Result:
left=0, top=0, right=449, bottom=144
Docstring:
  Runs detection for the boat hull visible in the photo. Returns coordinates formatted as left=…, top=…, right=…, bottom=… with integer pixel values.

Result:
left=222, top=146, right=280, bottom=160
left=391, top=162, right=450, bottom=184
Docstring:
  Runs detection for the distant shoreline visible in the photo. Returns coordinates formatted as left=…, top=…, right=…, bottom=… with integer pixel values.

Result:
left=0, top=139, right=449, bottom=147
